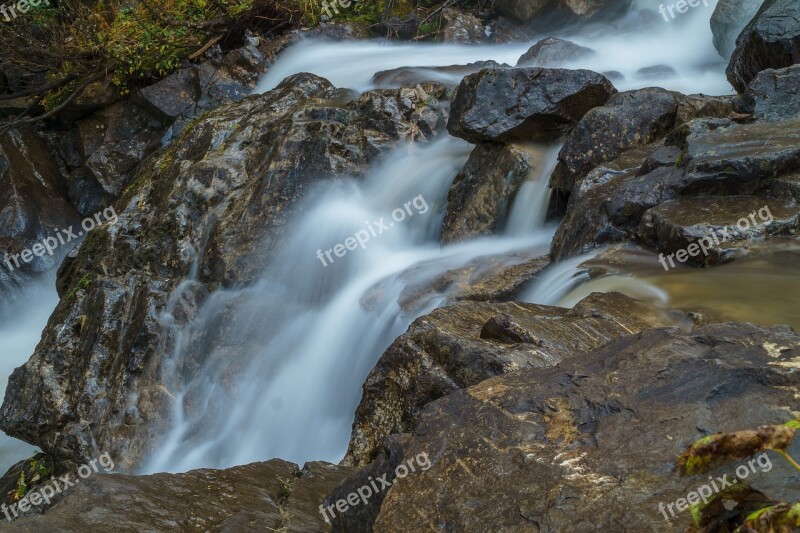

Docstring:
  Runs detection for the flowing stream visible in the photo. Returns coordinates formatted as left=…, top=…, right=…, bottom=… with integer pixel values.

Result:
left=3, top=0, right=758, bottom=477
left=147, top=0, right=738, bottom=473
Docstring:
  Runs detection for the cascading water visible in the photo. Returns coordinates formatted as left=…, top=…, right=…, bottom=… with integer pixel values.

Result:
left=0, top=279, right=58, bottom=471
left=144, top=0, right=736, bottom=473
left=146, top=138, right=555, bottom=473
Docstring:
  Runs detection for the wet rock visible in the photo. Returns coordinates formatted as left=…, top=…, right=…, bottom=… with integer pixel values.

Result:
left=550, top=88, right=682, bottom=194
left=0, top=128, right=80, bottom=311
left=516, top=37, right=595, bottom=67
left=486, top=16, right=537, bottom=43
left=711, top=0, right=762, bottom=59
left=635, top=64, right=678, bottom=79
left=2, top=460, right=352, bottom=532
left=447, top=67, right=615, bottom=143
left=637, top=196, right=800, bottom=266
left=71, top=101, right=165, bottom=214
left=736, top=64, right=800, bottom=122
left=439, top=7, right=485, bottom=44
left=674, top=94, right=734, bottom=126
left=440, top=143, right=532, bottom=243
left=727, top=0, right=800, bottom=93
left=344, top=292, right=677, bottom=466
left=0, top=73, right=451, bottom=471
left=551, top=117, right=800, bottom=259
left=335, top=323, right=800, bottom=531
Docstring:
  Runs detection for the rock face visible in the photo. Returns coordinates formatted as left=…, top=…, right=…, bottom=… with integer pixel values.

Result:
left=334, top=323, right=800, bottom=531
left=3, top=460, right=352, bottom=532
left=447, top=67, right=615, bottom=143
left=727, top=0, right=800, bottom=93
left=0, top=74, right=451, bottom=471
left=710, top=0, right=762, bottom=59
left=516, top=37, right=595, bottom=67
left=440, top=143, right=531, bottom=243
left=344, top=292, right=679, bottom=466
left=0, top=129, right=81, bottom=311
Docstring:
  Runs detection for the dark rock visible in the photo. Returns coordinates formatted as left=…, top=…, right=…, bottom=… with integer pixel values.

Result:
left=486, top=16, right=537, bottom=43
left=57, top=80, right=122, bottom=122
left=674, top=94, right=734, bottom=126
left=344, top=292, right=678, bottom=466
left=495, top=0, right=633, bottom=26
left=2, top=459, right=352, bottom=532
left=0, top=74, right=452, bottom=470
left=637, top=196, right=800, bottom=266
left=516, top=37, right=595, bottom=67
left=335, top=323, right=800, bottom=531
left=551, top=117, right=800, bottom=259
left=439, top=7, right=485, bottom=43
left=727, top=0, right=800, bottom=93
left=736, top=64, right=800, bottom=122
left=447, top=67, right=615, bottom=143
left=440, top=143, right=532, bottom=243
left=550, top=88, right=682, bottom=194
left=710, top=0, right=762, bottom=59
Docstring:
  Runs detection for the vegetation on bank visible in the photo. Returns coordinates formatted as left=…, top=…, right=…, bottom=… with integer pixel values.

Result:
left=0, top=0, right=489, bottom=132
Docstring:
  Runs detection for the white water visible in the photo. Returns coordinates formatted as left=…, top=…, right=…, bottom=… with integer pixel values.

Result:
left=258, top=1, right=729, bottom=96
left=145, top=138, right=555, bottom=472
left=0, top=280, right=58, bottom=472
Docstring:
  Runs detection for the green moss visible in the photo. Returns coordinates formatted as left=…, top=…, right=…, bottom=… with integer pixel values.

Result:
left=66, top=274, right=92, bottom=302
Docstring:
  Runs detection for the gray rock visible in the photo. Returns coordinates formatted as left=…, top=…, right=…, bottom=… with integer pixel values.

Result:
left=447, top=67, right=616, bottom=143
left=736, top=64, right=800, bottom=122
left=439, top=7, right=485, bottom=44
left=710, top=0, right=762, bottom=59
left=727, top=0, right=800, bottom=93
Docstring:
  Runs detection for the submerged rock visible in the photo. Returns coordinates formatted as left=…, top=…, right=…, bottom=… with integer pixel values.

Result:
left=344, top=292, right=679, bottom=466
left=447, top=67, right=615, bottom=143
left=335, top=323, right=800, bottom=531
left=516, top=37, right=595, bottom=67
left=727, top=0, right=800, bottom=93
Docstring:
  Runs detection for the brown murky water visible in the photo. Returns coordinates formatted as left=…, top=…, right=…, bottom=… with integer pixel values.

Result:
left=558, top=243, right=800, bottom=330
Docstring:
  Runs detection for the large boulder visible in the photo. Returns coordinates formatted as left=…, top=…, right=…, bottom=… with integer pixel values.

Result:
left=710, top=0, right=762, bottom=59
left=0, top=74, right=451, bottom=471
left=447, top=67, right=615, bottom=143
left=333, top=323, right=800, bottom=531
left=440, top=143, right=532, bottom=243
left=439, top=7, right=485, bottom=44
left=344, top=292, right=679, bottom=466
left=727, top=0, right=800, bottom=93
left=3, top=460, right=352, bottom=532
